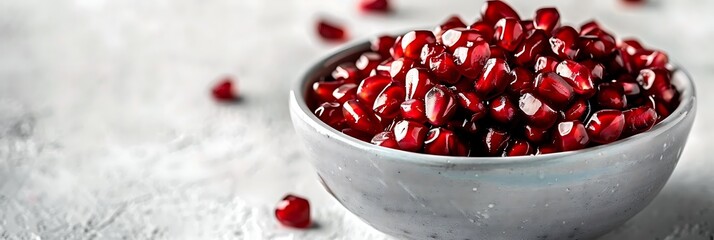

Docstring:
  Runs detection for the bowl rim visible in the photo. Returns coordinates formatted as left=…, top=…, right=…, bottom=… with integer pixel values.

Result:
left=290, top=38, right=697, bottom=166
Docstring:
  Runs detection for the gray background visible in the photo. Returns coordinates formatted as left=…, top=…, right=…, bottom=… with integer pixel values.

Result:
left=0, top=0, right=712, bottom=239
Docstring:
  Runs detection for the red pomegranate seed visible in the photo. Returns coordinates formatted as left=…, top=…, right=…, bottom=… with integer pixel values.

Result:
left=553, top=120, right=590, bottom=151
left=536, top=144, right=558, bottom=155
left=456, top=91, right=487, bottom=115
left=632, top=50, right=669, bottom=70
left=405, top=67, right=436, bottom=100
left=427, top=52, right=462, bottom=84
left=317, top=19, right=347, bottom=41
left=493, top=18, right=525, bottom=52
left=390, top=58, right=419, bottom=82
left=400, top=99, right=427, bottom=122
left=505, top=139, right=534, bottom=156
left=312, top=80, right=345, bottom=102
left=332, top=83, right=358, bottom=103
left=563, top=98, right=590, bottom=121
left=636, top=68, right=677, bottom=106
left=448, top=116, right=481, bottom=134
left=424, top=128, right=468, bottom=156
left=556, top=60, right=596, bottom=97
left=341, top=128, right=373, bottom=142
left=420, top=43, right=447, bottom=65
left=489, top=45, right=509, bottom=60
left=314, top=102, right=345, bottom=129
left=580, top=60, right=605, bottom=82
left=332, top=63, right=361, bottom=83
left=371, top=35, right=397, bottom=57
left=453, top=40, right=491, bottom=79
left=596, top=83, right=627, bottom=110
left=475, top=58, right=513, bottom=98
left=513, top=29, right=548, bottom=66
left=509, top=67, right=535, bottom=94
left=524, top=125, right=550, bottom=144
left=424, top=85, right=458, bottom=126
left=481, top=0, right=521, bottom=25
left=373, top=81, right=406, bottom=119
left=533, top=8, right=560, bottom=34
left=393, top=120, right=428, bottom=152
left=585, top=109, right=625, bottom=144
left=359, top=0, right=390, bottom=13
left=211, top=77, right=238, bottom=101
left=343, top=99, right=381, bottom=134
left=390, top=36, right=404, bottom=59
left=609, top=48, right=634, bottom=74
left=619, top=38, right=645, bottom=56
left=549, top=26, right=580, bottom=59
left=534, top=72, right=574, bottom=106
left=355, top=52, right=384, bottom=76
left=490, top=95, right=518, bottom=124
left=356, top=75, right=391, bottom=106
left=519, top=93, right=558, bottom=128
left=399, top=31, right=437, bottom=60
left=483, top=128, right=511, bottom=156
left=580, top=33, right=616, bottom=59
left=469, top=21, right=495, bottom=42
left=620, top=81, right=641, bottom=96
left=580, top=20, right=601, bottom=36
left=534, top=55, right=559, bottom=74
left=521, top=19, right=535, bottom=31
left=434, top=15, right=467, bottom=41
left=442, top=28, right=485, bottom=52
left=275, top=194, right=311, bottom=229
left=623, top=106, right=658, bottom=135
left=371, top=132, right=400, bottom=149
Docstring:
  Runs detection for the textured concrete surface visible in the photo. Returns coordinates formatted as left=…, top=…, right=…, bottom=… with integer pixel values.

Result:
left=0, top=0, right=712, bottom=239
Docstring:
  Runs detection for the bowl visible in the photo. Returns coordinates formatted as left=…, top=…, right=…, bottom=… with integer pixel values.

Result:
left=289, top=40, right=697, bottom=239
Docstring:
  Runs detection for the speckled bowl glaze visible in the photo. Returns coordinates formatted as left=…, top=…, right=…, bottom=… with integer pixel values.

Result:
left=289, top=41, right=696, bottom=240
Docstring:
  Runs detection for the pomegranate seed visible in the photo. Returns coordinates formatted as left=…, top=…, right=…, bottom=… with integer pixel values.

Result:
left=534, top=55, right=559, bottom=74
left=563, top=98, right=590, bottom=121
left=609, top=48, right=634, bottom=74
left=580, top=60, right=605, bottom=82
left=536, top=144, right=558, bottom=155
left=434, top=15, right=467, bottom=41
left=343, top=99, right=381, bottom=134
left=355, top=52, right=384, bottom=76
left=619, top=38, right=645, bottom=56
left=453, top=40, right=491, bottom=79
left=313, top=80, right=344, bottom=102
left=580, top=33, right=616, bottom=58
left=275, top=194, right=311, bottom=229
left=493, top=18, right=525, bottom=52
left=442, top=28, right=485, bottom=52
left=489, top=45, right=509, bottom=60
left=399, top=31, right=437, bottom=60
left=490, top=95, right=518, bottom=124
left=211, top=77, right=238, bottom=101
left=357, top=75, right=391, bottom=106
left=314, top=102, right=345, bottom=129
left=513, top=29, right=548, bottom=66
left=342, top=128, right=373, bottom=142
left=332, top=63, right=361, bottom=83
left=481, top=0, right=520, bottom=25
left=424, top=128, right=468, bottom=156
left=390, top=36, right=404, bottom=59
left=534, top=72, right=574, bottom=106
left=317, top=19, right=347, bottom=41
left=359, top=0, right=390, bottom=13
left=632, top=50, right=669, bottom=70
left=521, top=19, right=535, bottom=32
left=596, top=83, right=627, bottom=109
left=556, top=60, right=596, bottom=97
left=332, top=83, right=358, bottom=103
left=371, top=132, right=400, bottom=149
left=371, top=35, right=397, bottom=57
left=475, top=58, right=513, bottom=98
left=424, top=85, right=458, bottom=126
left=390, top=58, right=419, bottom=82
left=469, top=21, right=495, bottom=42
left=623, top=106, right=658, bottom=135
left=373, top=81, right=406, bottom=119
left=636, top=68, right=677, bottom=106
left=393, top=120, right=428, bottom=152
left=533, top=8, right=560, bottom=34
left=580, top=20, right=601, bottom=36
left=427, top=52, right=462, bottom=84
left=483, top=128, right=511, bottom=156
left=620, top=81, right=641, bottom=96
left=549, top=26, right=580, bottom=59
left=505, top=139, right=534, bottom=156
left=553, top=120, right=590, bottom=151
left=400, top=99, right=427, bottom=122
left=456, top=92, right=487, bottom=115
left=519, top=93, right=558, bottom=128
left=405, top=67, right=436, bottom=100
left=448, top=116, right=480, bottom=134
left=585, top=110, right=625, bottom=144
left=524, top=125, right=550, bottom=144
left=509, top=67, right=535, bottom=94
left=420, top=43, right=447, bottom=65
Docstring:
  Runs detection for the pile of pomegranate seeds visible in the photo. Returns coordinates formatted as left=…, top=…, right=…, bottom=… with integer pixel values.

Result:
left=211, top=77, right=239, bottom=101
left=308, top=1, right=679, bottom=156
left=275, top=194, right=312, bottom=228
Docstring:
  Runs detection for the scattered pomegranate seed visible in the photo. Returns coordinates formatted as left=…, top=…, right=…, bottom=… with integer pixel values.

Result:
left=275, top=194, right=311, bottom=229
left=359, top=0, right=390, bottom=13
left=585, top=110, right=625, bottom=144
left=211, top=77, right=238, bottom=101
left=316, top=19, right=347, bottom=41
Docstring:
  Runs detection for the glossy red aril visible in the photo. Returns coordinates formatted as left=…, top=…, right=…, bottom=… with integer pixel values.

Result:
left=441, top=28, right=483, bottom=51
left=456, top=92, right=487, bottom=115
left=580, top=33, right=616, bottom=58
left=489, top=45, right=509, bottom=60
left=481, top=0, right=520, bottom=25
left=564, top=98, right=590, bottom=121
left=493, top=18, right=525, bottom=52
left=581, top=60, right=605, bottom=82
left=211, top=78, right=238, bottom=101
left=371, top=35, right=397, bottom=57
left=453, top=40, right=491, bottom=79
left=359, top=0, right=390, bottom=13
left=513, top=29, right=548, bottom=66
left=332, top=83, right=358, bottom=103
left=585, top=110, right=625, bottom=144
left=332, top=63, right=360, bottom=83
left=619, top=38, right=645, bottom=55
left=400, top=99, right=427, bottom=122
left=524, top=125, right=550, bottom=144
left=534, top=56, right=558, bottom=73
left=373, top=82, right=406, bottom=119
left=534, top=72, right=574, bottom=106
left=623, top=106, right=658, bottom=135
left=533, top=8, right=560, bottom=34
left=475, top=58, right=513, bottom=98
left=317, top=19, right=347, bottom=41
left=342, top=128, right=373, bottom=142
left=355, top=52, right=383, bottom=76
left=343, top=99, right=381, bottom=134
left=405, top=68, right=435, bottom=99
left=424, top=85, right=458, bottom=126
left=596, top=83, right=627, bottom=109
left=556, top=60, right=596, bottom=97
left=483, top=128, right=511, bottom=156
left=509, top=67, right=534, bottom=94
left=505, top=139, right=534, bottom=156
left=448, top=116, right=480, bottom=134
left=390, top=58, right=419, bottom=82
left=636, top=68, right=678, bottom=107
left=393, top=120, right=428, bottom=152
left=469, top=21, right=495, bottom=42
left=424, top=128, right=468, bottom=156
left=420, top=43, right=446, bottom=64
left=313, top=80, right=344, bottom=102
left=275, top=195, right=311, bottom=229
left=400, top=31, right=437, bottom=60
left=390, top=36, right=404, bottom=59
left=371, top=132, right=400, bottom=149
left=580, top=20, right=601, bottom=36
left=427, top=52, right=461, bottom=84
left=519, top=93, right=558, bottom=128
left=537, top=144, right=558, bottom=155
left=314, top=102, right=345, bottom=128
left=632, top=50, right=669, bottom=70
left=434, top=15, right=467, bottom=40
left=549, top=26, right=579, bottom=59
left=356, top=75, right=391, bottom=106
left=553, top=120, right=590, bottom=151
left=490, top=95, right=518, bottom=124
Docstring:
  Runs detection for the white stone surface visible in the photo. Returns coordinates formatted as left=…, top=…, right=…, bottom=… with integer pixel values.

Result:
left=0, top=0, right=712, bottom=239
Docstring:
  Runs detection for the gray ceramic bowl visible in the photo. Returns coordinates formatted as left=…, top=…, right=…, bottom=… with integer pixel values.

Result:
left=289, top=40, right=696, bottom=240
